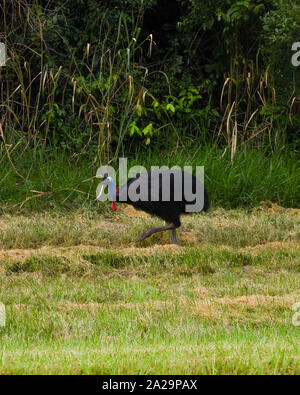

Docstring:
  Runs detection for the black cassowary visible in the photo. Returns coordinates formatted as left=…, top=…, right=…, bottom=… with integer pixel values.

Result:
left=97, top=169, right=209, bottom=244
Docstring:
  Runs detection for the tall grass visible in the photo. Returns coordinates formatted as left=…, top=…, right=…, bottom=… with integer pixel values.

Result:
left=0, top=1, right=153, bottom=161
left=217, top=59, right=298, bottom=162
left=0, top=144, right=299, bottom=213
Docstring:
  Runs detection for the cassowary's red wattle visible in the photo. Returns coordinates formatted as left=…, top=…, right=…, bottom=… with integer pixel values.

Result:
left=111, top=188, right=119, bottom=211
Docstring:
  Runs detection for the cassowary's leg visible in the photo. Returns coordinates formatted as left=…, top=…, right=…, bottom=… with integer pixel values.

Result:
left=171, top=228, right=178, bottom=245
left=136, top=223, right=177, bottom=243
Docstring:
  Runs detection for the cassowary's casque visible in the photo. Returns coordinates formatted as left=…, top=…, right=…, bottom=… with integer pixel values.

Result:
left=98, top=169, right=209, bottom=244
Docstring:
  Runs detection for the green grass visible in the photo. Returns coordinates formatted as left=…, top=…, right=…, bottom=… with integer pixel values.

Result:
left=0, top=145, right=299, bottom=213
left=0, top=207, right=299, bottom=374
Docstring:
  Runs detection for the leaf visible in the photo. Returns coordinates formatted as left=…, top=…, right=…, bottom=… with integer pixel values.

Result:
left=129, top=121, right=140, bottom=136
left=136, top=104, right=142, bottom=117
left=142, top=123, right=153, bottom=136
left=166, top=103, right=175, bottom=113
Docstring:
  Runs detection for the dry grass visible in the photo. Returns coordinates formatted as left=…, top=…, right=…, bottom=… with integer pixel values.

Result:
left=0, top=206, right=299, bottom=374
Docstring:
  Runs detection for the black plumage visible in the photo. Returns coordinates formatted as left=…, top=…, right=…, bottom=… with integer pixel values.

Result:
left=114, top=169, right=209, bottom=244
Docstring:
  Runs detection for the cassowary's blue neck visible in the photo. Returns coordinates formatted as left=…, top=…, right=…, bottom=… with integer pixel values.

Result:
left=107, top=177, right=116, bottom=199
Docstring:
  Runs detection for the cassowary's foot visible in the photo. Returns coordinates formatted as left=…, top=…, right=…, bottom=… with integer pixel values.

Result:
left=136, top=224, right=177, bottom=243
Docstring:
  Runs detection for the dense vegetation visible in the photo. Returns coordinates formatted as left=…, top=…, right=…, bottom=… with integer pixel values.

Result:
left=0, top=0, right=299, bottom=209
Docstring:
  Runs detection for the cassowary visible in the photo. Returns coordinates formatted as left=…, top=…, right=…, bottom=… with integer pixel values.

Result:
left=97, top=169, right=209, bottom=244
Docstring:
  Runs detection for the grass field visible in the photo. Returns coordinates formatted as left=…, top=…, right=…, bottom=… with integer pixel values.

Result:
left=0, top=204, right=299, bottom=374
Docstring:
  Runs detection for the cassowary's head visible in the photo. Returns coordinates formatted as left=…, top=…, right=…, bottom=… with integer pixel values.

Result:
left=96, top=172, right=117, bottom=210
left=98, top=172, right=109, bottom=185
left=97, top=172, right=115, bottom=192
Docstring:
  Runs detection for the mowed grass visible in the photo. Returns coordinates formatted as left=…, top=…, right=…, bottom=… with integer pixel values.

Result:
left=0, top=205, right=299, bottom=374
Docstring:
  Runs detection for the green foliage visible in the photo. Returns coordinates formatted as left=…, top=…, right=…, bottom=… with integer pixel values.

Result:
left=261, top=0, right=300, bottom=45
left=260, top=0, right=300, bottom=101
left=0, top=0, right=299, bottom=159
left=129, top=121, right=154, bottom=145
